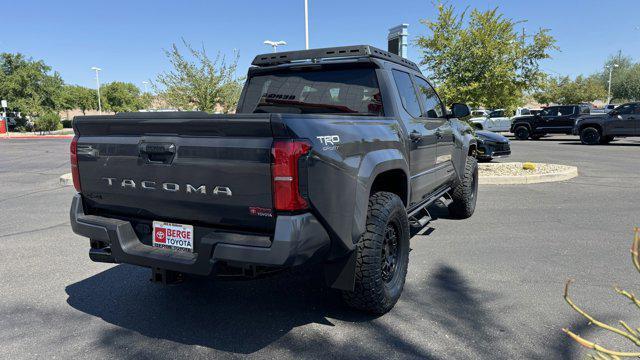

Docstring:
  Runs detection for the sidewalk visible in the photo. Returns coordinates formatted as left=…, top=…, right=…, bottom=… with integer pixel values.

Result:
left=0, top=129, right=74, bottom=140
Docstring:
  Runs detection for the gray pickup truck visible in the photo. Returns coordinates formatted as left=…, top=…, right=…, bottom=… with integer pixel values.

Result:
left=573, top=102, right=640, bottom=144
left=70, top=45, right=478, bottom=314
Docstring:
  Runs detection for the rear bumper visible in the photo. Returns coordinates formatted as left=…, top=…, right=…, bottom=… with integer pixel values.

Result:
left=70, top=194, right=330, bottom=275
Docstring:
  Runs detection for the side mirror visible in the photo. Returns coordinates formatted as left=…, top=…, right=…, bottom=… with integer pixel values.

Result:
left=450, top=103, right=471, bottom=119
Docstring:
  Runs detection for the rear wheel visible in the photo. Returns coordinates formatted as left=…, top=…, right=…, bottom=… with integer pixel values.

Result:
left=514, top=126, right=530, bottom=140
left=580, top=127, right=601, bottom=145
left=449, top=156, right=478, bottom=219
left=342, top=192, right=409, bottom=314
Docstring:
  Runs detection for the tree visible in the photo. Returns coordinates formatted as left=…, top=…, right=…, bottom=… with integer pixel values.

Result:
left=100, top=81, right=144, bottom=113
left=154, top=39, right=243, bottom=113
left=590, top=54, right=640, bottom=103
left=61, top=85, right=98, bottom=115
left=33, top=111, right=62, bottom=132
left=533, top=74, right=606, bottom=105
left=0, top=53, right=66, bottom=116
left=416, top=3, right=557, bottom=111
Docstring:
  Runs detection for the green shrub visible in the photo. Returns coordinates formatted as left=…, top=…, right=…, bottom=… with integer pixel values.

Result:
left=34, top=112, right=62, bottom=132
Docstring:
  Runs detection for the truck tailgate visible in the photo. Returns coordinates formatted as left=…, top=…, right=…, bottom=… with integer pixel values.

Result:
left=74, top=113, right=276, bottom=232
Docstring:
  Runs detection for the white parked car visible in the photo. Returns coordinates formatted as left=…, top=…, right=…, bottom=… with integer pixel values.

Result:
left=469, top=109, right=511, bottom=132
left=470, top=109, right=489, bottom=118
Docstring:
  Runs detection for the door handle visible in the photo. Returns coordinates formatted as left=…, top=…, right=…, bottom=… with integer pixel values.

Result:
left=409, top=131, right=422, bottom=142
left=139, top=142, right=176, bottom=164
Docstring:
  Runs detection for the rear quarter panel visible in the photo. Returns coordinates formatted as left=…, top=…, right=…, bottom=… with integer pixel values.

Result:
left=275, top=114, right=408, bottom=259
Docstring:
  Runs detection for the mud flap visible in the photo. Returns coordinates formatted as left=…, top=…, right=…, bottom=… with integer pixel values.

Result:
left=323, top=251, right=356, bottom=291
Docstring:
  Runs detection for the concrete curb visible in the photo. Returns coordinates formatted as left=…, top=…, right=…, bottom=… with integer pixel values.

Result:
left=60, top=173, right=73, bottom=187
left=479, top=164, right=578, bottom=185
left=0, top=135, right=73, bottom=140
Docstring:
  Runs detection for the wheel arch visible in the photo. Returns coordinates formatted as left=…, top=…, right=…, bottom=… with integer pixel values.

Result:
left=580, top=122, right=602, bottom=134
left=513, top=122, right=532, bottom=131
left=352, top=150, right=409, bottom=247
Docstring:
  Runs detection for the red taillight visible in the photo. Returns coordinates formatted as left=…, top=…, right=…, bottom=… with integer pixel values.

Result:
left=272, top=140, right=311, bottom=211
left=70, top=136, right=81, bottom=192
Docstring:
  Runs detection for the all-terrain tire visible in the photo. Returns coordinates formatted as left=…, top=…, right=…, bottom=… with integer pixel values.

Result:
left=342, top=192, right=410, bottom=314
left=448, top=156, right=478, bottom=219
left=514, top=126, right=530, bottom=140
left=580, top=127, right=601, bottom=145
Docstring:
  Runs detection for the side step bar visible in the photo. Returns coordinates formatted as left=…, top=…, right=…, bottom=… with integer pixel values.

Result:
left=409, top=208, right=431, bottom=229
left=407, top=186, right=451, bottom=218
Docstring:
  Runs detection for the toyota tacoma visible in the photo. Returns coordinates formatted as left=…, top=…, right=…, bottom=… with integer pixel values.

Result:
left=69, top=45, right=478, bottom=314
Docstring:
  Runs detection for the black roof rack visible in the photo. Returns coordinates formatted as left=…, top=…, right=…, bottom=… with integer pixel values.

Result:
left=251, top=45, right=420, bottom=72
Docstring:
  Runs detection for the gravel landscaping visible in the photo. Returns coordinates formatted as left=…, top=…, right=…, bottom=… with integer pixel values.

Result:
left=479, top=162, right=574, bottom=177
left=478, top=162, right=579, bottom=184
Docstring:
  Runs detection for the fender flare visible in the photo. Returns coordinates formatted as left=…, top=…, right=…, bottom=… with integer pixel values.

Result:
left=512, top=122, right=532, bottom=131
left=351, top=149, right=409, bottom=246
left=453, top=134, right=477, bottom=181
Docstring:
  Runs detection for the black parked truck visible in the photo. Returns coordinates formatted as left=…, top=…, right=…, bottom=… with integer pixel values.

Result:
left=69, top=45, right=478, bottom=314
left=511, top=104, right=591, bottom=140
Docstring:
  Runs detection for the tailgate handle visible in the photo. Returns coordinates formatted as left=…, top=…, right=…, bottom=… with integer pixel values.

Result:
left=139, top=143, right=176, bottom=164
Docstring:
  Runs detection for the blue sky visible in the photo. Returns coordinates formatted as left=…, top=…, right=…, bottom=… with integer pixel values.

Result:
left=4, top=0, right=639, bottom=89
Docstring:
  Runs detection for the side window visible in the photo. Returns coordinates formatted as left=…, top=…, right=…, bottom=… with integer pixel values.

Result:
left=543, top=107, right=559, bottom=116
left=557, top=106, right=574, bottom=116
left=489, top=110, right=505, bottom=118
left=414, top=77, right=444, bottom=118
left=617, top=104, right=635, bottom=115
left=392, top=70, right=421, bottom=118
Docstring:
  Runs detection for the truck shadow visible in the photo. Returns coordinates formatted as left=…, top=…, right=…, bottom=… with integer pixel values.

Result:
left=65, top=263, right=435, bottom=358
left=64, top=263, right=583, bottom=358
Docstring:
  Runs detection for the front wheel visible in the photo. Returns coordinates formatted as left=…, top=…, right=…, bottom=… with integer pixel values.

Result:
left=449, top=156, right=478, bottom=219
left=514, top=126, right=530, bottom=140
left=580, top=127, right=601, bottom=145
left=342, top=192, right=410, bottom=314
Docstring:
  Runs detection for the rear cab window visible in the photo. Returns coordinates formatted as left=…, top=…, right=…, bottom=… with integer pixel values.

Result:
left=240, top=67, right=384, bottom=115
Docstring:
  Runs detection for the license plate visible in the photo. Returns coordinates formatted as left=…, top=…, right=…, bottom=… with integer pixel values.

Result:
left=152, top=221, right=194, bottom=252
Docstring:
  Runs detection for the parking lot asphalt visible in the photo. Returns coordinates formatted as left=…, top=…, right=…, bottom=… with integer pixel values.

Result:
left=1, top=135, right=639, bottom=359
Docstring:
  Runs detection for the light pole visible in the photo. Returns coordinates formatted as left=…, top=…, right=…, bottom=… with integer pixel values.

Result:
left=304, top=0, right=309, bottom=49
left=142, top=81, right=149, bottom=93
left=91, top=67, right=102, bottom=114
left=264, top=40, right=287, bottom=52
left=606, top=63, right=619, bottom=104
